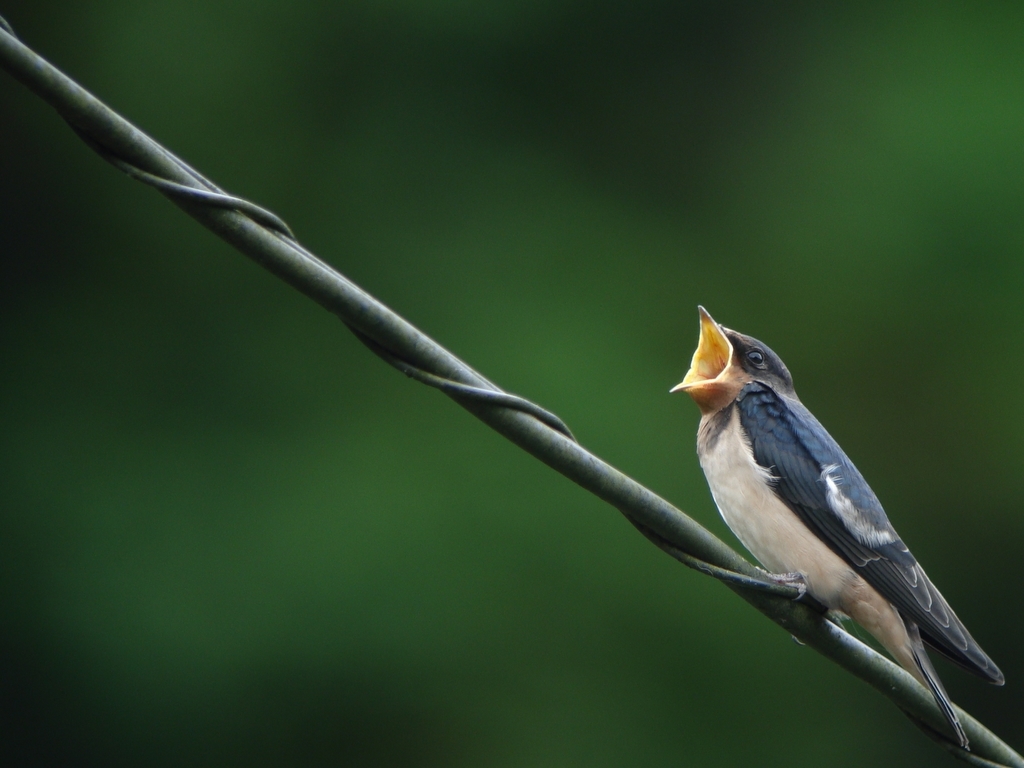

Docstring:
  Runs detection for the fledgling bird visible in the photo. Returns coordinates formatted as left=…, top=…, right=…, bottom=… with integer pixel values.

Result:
left=671, top=307, right=1003, bottom=748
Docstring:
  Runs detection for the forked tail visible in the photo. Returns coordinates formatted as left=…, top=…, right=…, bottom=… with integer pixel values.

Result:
left=907, top=618, right=968, bottom=749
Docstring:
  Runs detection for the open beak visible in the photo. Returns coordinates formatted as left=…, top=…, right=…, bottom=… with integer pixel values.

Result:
left=671, top=307, right=740, bottom=413
left=671, top=307, right=732, bottom=393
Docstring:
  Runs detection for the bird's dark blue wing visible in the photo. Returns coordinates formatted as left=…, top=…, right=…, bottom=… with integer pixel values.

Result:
left=735, top=383, right=1002, bottom=683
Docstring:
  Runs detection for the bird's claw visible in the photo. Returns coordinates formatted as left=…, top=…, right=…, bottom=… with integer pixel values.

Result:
left=768, top=571, right=808, bottom=600
left=766, top=571, right=829, bottom=613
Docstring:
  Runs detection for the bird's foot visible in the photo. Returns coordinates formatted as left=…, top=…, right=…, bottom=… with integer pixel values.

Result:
left=769, top=571, right=831, bottom=614
left=766, top=570, right=808, bottom=599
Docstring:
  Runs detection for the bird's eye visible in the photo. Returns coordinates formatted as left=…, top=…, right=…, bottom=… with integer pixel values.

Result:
left=747, top=350, right=766, bottom=367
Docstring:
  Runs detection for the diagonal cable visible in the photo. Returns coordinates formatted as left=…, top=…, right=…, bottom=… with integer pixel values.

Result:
left=0, top=17, right=1019, bottom=767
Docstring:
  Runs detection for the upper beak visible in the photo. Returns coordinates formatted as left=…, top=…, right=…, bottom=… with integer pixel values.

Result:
left=670, top=306, right=732, bottom=393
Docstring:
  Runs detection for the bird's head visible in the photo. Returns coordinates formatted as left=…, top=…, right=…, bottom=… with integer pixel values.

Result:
left=671, top=306, right=794, bottom=414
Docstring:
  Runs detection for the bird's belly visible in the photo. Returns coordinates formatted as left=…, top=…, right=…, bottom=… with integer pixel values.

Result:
left=699, top=411, right=855, bottom=608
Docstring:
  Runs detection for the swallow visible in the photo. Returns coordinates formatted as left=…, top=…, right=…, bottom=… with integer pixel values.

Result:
left=671, top=307, right=1003, bottom=748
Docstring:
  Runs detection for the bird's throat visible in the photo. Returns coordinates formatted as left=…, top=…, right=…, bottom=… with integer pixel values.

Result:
left=685, top=375, right=747, bottom=415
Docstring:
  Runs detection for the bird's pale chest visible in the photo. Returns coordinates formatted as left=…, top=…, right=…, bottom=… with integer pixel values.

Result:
left=697, top=406, right=854, bottom=605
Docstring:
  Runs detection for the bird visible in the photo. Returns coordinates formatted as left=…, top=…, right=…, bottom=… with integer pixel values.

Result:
left=671, top=306, right=1003, bottom=748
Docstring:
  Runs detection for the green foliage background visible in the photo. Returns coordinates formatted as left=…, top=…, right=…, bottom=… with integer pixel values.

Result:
left=2, top=2, right=1023, bottom=765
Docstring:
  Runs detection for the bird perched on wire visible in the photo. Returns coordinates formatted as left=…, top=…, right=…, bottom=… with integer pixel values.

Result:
left=671, top=307, right=1003, bottom=748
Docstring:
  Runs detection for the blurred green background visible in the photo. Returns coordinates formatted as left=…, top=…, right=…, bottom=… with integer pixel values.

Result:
left=2, top=2, right=1023, bottom=765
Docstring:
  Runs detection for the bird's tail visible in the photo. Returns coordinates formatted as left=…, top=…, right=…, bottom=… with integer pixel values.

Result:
left=906, top=618, right=968, bottom=749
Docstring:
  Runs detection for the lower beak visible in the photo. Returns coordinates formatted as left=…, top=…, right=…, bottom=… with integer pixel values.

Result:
left=671, top=306, right=732, bottom=394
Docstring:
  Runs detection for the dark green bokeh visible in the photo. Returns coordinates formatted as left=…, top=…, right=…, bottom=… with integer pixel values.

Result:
left=2, top=2, right=1023, bottom=765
